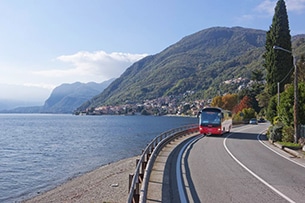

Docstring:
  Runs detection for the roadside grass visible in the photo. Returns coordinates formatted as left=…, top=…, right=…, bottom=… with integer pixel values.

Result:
left=277, top=141, right=302, bottom=149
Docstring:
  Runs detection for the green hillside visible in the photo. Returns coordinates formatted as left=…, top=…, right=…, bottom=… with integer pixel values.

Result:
left=78, top=27, right=305, bottom=111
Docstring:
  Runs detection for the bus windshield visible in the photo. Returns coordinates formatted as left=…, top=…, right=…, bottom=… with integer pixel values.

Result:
left=200, top=111, right=221, bottom=125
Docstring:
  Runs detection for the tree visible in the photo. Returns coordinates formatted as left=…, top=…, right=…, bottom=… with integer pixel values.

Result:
left=242, top=108, right=256, bottom=120
left=266, top=96, right=277, bottom=124
left=251, top=69, right=264, bottom=82
left=233, top=95, right=252, bottom=113
left=263, top=0, right=293, bottom=96
left=211, top=96, right=223, bottom=108
left=233, top=107, right=256, bottom=124
left=298, top=55, right=305, bottom=83
left=256, top=91, right=270, bottom=110
left=278, top=82, right=305, bottom=126
left=222, top=94, right=239, bottom=111
left=277, top=84, right=294, bottom=126
left=238, top=88, right=261, bottom=113
left=211, top=94, right=238, bottom=111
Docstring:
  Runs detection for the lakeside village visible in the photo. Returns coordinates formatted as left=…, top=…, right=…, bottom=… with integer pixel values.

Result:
left=81, top=93, right=204, bottom=117
left=77, top=77, right=253, bottom=117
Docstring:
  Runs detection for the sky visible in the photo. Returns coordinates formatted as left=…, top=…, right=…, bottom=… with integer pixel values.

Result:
left=0, top=0, right=304, bottom=105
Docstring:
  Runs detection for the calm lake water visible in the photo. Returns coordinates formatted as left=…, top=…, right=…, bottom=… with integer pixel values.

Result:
left=0, top=114, right=197, bottom=202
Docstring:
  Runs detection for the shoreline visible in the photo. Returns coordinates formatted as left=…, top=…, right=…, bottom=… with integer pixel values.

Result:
left=23, top=155, right=139, bottom=203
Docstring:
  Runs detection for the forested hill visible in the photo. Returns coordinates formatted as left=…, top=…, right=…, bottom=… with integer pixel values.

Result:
left=77, top=26, right=305, bottom=111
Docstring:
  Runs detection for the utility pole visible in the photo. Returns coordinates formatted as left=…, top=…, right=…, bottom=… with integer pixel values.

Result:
left=273, top=46, right=299, bottom=143
left=293, top=56, right=299, bottom=143
left=277, top=82, right=280, bottom=117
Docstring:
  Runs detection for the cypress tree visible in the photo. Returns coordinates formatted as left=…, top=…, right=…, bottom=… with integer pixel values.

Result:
left=263, top=0, right=293, bottom=96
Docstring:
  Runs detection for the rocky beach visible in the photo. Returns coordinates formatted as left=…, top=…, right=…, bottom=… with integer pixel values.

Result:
left=23, top=156, right=139, bottom=203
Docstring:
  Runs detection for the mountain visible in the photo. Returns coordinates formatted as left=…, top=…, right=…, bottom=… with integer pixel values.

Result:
left=77, top=27, right=265, bottom=110
left=3, top=79, right=114, bottom=113
left=41, top=80, right=114, bottom=113
left=292, top=34, right=305, bottom=54
left=0, top=100, right=41, bottom=111
left=78, top=27, right=305, bottom=112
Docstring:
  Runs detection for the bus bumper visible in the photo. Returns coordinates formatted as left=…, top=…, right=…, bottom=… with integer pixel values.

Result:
left=199, top=126, right=222, bottom=135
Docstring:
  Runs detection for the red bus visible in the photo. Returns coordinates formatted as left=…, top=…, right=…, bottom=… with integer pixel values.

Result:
left=198, top=107, right=232, bottom=135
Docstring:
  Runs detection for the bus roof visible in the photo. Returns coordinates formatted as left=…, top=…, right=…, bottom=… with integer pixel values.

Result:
left=201, top=107, right=222, bottom=112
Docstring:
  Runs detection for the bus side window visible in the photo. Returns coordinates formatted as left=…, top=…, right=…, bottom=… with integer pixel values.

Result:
left=221, top=113, right=224, bottom=119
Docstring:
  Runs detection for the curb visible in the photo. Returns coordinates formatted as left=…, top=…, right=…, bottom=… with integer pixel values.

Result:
left=273, top=142, right=283, bottom=149
left=283, top=147, right=303, bottom=158
left=269, top=139, right=304, bottom=158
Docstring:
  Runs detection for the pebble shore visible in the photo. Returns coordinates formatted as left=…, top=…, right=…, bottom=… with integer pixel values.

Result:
left=23, top=156, right=139, bottom=203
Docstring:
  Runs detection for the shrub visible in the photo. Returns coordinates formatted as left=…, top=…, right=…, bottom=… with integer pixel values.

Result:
left=242, top=108, right=256, bottom=120
left=282, top=126, right=294, bottom=143
left=269, top=122, right=284, bottom=142
left=233, top=108, right=256, bottom=124
left=273, top=116, right=280, bottom=124
left=232, top=113, right=243, bottom=124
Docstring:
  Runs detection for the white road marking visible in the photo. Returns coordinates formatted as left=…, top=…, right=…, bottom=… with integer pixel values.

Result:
left=224, top=132, right=296, bottom=203
left=257, top=132, right=305, bottom=169
left=176, top=135, right=203, bottom=203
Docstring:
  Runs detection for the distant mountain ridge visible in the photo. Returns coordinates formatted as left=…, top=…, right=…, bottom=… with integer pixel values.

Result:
left=78, top=26, right=305, bottom=111
left=42, top=80, right=114, bottom=113
left=3, top=79, right=114, bottom=113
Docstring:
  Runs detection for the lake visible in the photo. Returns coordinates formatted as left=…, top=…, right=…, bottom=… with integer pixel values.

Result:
left=0, top=114, right=197, bottom=202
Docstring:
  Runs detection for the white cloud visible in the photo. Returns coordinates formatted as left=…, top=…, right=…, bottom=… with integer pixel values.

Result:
left=286, top=0, right=305, bottom=12
left=0, top=50, right=148, bottom=104
left=34, top=50, right=148, bottom=81
left=255, top=0, right=276, bottom=15
left=255, top=0, right=305, bottom=15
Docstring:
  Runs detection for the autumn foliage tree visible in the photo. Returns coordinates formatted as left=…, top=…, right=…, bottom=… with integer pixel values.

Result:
left=233, top=95, right=252, bottom=113
left=211, top=94, right=238, bottom=111
left=222, top=94, right=239, bottom=111
left=211, top=96, right=223, bottom=108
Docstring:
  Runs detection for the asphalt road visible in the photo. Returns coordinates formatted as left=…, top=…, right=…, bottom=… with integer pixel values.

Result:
left=165, top=123, right=305, bottom=203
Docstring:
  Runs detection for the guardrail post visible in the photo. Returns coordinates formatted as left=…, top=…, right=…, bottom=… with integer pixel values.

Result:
left=136, top=159, right=139, bottom=166
left=134, top=180, right=140, bottom=203
left=150, top=145, right=154, bottom=156
left=141, top=161, right=147, bottom=175
left=146, top=151, right=151, bottom=161
left=129, top=173, right=133, bottom=192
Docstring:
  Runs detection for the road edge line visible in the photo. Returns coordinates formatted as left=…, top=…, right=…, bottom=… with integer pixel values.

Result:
left=176, top=135, right=203, bottom=203
left=223, top=133, right=296, bottom=203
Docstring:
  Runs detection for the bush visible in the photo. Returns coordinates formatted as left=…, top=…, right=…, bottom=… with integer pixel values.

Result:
left=242, top=108, right=256, bottom=120
left=233, top=108, right=256, bottom=124
left=232, top=113, right=243, bottom=124
left=266, top=96, right=277, bottom=125
left=268, top=122, right=284, bottom=142
left=273, top=116, right=280, bottom=124
left=282, top=126, right=294, bottom=143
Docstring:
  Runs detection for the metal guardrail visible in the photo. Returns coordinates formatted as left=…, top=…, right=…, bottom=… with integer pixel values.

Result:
left=127, top=124, right=199, bottom=203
